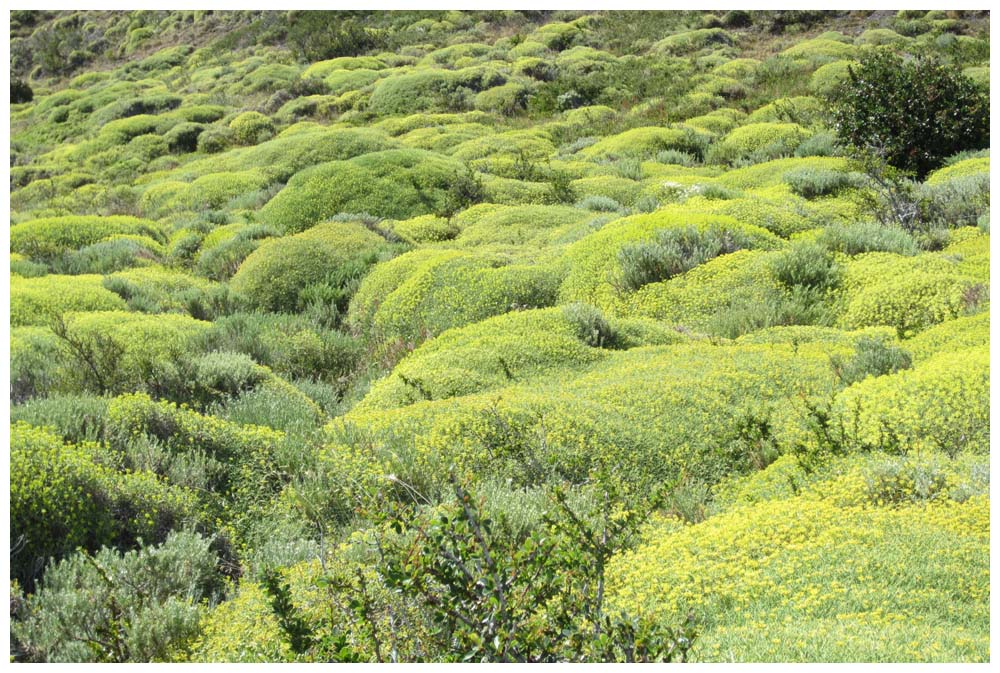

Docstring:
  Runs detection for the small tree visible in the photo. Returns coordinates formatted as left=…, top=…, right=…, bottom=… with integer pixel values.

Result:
left=832, top=50, right=989, bottom=180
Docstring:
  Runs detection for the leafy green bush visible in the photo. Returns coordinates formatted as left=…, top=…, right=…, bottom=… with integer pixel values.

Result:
left=832, top=51, right=989, bottom=179
left=196, top=126, right=235, bottom=154
left=10, top=422, right=201, bottom=589
left=817, top=221, right=918, bottom=256
left=771, top=242, right=841, bottom=293
left=11, top=393, right=110, bottom=444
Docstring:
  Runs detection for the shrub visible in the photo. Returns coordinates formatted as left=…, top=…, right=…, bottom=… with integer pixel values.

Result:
left=192, top=351, right=269, bottom=402
left=617, top=224, right=757, bottom=292
left=562, top=302, right=619, bottom=348
left=832, top=51, right=989, bottom=179
left=709, top=123, right=810, bottom=165
left=10, top=423, right=201, bottom=590
left=830, top=335, right=912, bottom=386
left=163, top=122, right=204, bottom=153
left=229, top=111, right=276, bottom=146
left=13, top=531, right=223, bottom=662
left=12, top=77, right=33, bottom=103
left=205, top=313, right=363, bottom=382
left=833, top=346, right=988, bottom=454
left=918, top=173, right=990, bottom=230
left=818, top=221, right=918, bottom=256
left=11, top=215, right=166, bottom=261
left=783, top=167, right=857, bottom=198
left=196, top=126, right=235, bottom=154
left=48, top=310, right=211, bottom=397
left=258, top=149, right=471, bottom=229
left=10, top=393, right=110, bottom=444
left=11, top=274, right=127, bottom=327
left=229, top=221, right=389, bottom=314
left=771, top=242, right=841, bottom=293
left=63, top=238, right=161, bottom=275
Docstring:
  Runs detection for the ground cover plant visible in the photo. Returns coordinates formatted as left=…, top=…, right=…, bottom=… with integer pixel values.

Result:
left=8, top=9, right=990, bottom=663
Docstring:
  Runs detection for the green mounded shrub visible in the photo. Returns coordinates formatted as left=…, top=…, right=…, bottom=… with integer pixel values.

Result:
left=10, top=423, right=201, bottom=590
left=348, top=248, right=563, bottom=347
left=13, top=531, right=223, bottom=663
left=918, top=173, right=990, bottom=230
left=179, top=169, right=273, bottom=211
left=229, top=220, right=390, bottom=313
left=392, top=214, right=460, bottom=244
left=473, top=81, right=533, bottom=115
left=450, top=204, right=594, bottom=248
left=903, top=312, right=989, bottom=363
left=809, top=60, right=857, bottom=99
left=780, top=38, right=857, bottom=62
left=616, top=224, right=760, bottom=292
left=783, top=167, right=858, bottom=198
left=47, top=310, right=212, bottom=396
left=709, top=123, right=811, bottom=166
left=770, top=242, right=842, bottom=294
left=830, top=334, right=912, bottom=386
left=11, top=215, right=166, bottom=261
left=229, top=111, right=276, bottom=146
left=559, top=206, right=782, bottom=313
left=336, top=338, right=842, bottom=499
left=606, top=489, right=988, bottom=662
left=258, top=149, right=472, bottom=230
left=195, top=223, right=279, bottom=281
left=836, top=253, right=984, bottom=337
left=356, top=307, right=610, bottom=412
left=367, top=69, right=473, bottom=115
left=196, top=126, right=235, bottom=153
left=103, top=265, right=218, bottom=314
left=833, top=346, right=988, bottom=454
left=62, top=238, right=161, bottom=275
left=11, top=274, right=127, bottom=326
left=581, top=127, right=708, bottom=160
left=651, top=28, right=733, bottom=55
left=163, top=122, right=205, bottom=153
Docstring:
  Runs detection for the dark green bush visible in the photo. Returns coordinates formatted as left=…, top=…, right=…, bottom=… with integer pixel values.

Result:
left=163, top=122, right=205, bottom=153
left=12, top=78, right=33, bottom=103
left=832, top=50, right=989, bottom=179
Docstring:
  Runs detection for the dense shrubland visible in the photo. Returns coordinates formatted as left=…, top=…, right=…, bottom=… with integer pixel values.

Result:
left=9, top=9, right=990, bottom=663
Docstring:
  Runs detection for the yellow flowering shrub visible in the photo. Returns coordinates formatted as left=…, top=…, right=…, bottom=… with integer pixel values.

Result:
left=607, top=491, right=988, bottom=662
left=832, top=346, right=989, bottom=454
left=230, top=220, right=389, bottom=311
left=11, top=274, right=126, bottom=326
left=559, top=205, right=782, bottom=313
left=11, top=215, right=167, bottom=260
left=902, top=311, right=989, bottom=363
left=836, top=252, right=985, bottom=336
left=348, top=247, right=562, bottom=345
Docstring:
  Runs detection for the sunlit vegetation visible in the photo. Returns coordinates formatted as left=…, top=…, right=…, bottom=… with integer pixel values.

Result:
left=9, top=8, right=990, bottom=663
